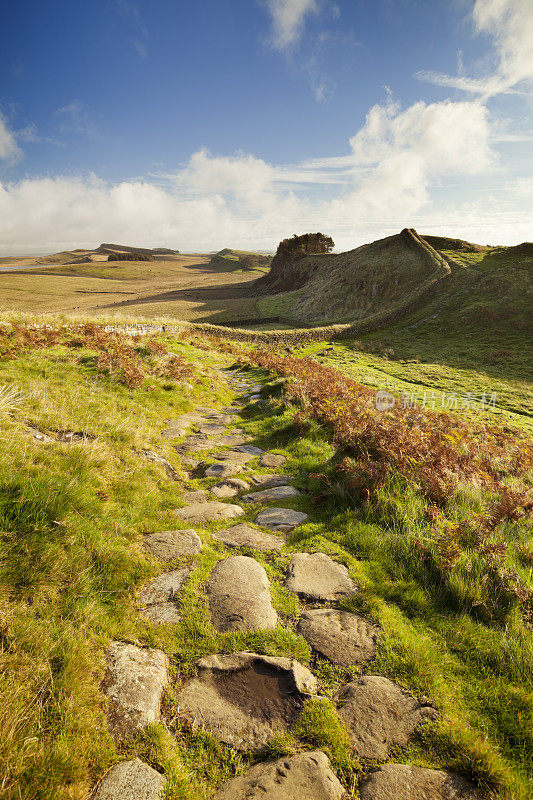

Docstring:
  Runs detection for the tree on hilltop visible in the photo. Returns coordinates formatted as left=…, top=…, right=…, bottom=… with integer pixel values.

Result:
left=275, top=232, right=334, bottom=260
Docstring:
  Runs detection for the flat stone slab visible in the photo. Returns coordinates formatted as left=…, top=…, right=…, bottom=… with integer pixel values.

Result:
left=211, top=478, right=250, bottom=498
left=298, top=609, right=377, bottom=667
left=138, top=569, right=190, bottom=623
left=214, top=751, right=344, bottom=800
left=181, top=489, right=207, bottom=504
left=259, top=453, right=286, bottom=468
left=204, top=462, right=243, bottom=479
left=195, top=423, right=227, bottom=435
left=334, top=676, right=437, bottom=759
left=256, top=507, right=308, bottom=532
left=211, top=434, right=250, bottom=447
left=207, top=556, right=278, bottom=632
left=250, top=474, right=291, bottom=488
left=177, top=652, right=317, bottom=750
left=285, top=553, right=356, bottom=601
left=242, top=485, right=300, bottom=504
left=214, top=450, right=254, bottom=465
left=101, top=643, right=169, bottom=739
left=233, top=445, right=264, bottom=455
left=359, top=765, right=486, bottom=800
left=92, top=758, right=165, bottom=800
left=143, top=529, right=202, bottom=561
left=174, top=501, right=244, bottom=523
left=213, top=524, right=284, bottom=552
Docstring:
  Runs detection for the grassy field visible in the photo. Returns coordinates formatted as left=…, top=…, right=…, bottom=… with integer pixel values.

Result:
left=0, top=255, right=265, bottom=323
left=0, top=318, right=530, bottom=799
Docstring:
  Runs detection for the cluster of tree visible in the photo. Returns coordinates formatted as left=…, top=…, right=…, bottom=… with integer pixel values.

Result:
left=275, top=232, right=334, bottom=260
left=237, top=253, right=272, bottom=269
left=108, top=252, right=154, bottom=262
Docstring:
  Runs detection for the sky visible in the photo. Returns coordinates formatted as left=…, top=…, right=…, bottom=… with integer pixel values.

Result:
left=0, top=0, right=531, bottom=255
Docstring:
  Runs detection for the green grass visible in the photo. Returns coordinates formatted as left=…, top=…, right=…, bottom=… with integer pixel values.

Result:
left=1, top=324, right=531, bottom=799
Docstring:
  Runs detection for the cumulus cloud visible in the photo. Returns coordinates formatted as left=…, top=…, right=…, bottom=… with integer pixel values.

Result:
left=0, top=97, right=517, bottom=255
left=0, top=114, right=22, bottom=163
left=266, top=0, right=319, bottom=50
left=418, top=0, right=533, bottom=97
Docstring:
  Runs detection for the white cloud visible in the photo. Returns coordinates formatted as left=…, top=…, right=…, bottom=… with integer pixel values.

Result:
left=418, top=0, right=533, bottom=98
left=0, top=114, right=22, bottom=163
left=266, top=0, right=319, bottom=50
left=1, top=97, right=521, bottom=256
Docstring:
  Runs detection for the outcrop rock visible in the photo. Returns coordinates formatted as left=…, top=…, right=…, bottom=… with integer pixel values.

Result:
left=242, top=485, right=300, bottom=504
left=214, top=751, right=344, bottom=799
left=213, top=523, right=284, bottom=552
left=297, top=609, right=377, bottom=667
left=174, top=501, right=244, bottom=523
left=143, top=529, right=202, bottom=560
left=255, top=508, right=308, bottom=532
left=285, top=553, right=356, bottom=601
left=101, top=643, right=169, bottom=738
left=177, top=652, right=317, bottom=750
left=139, top=450, right=185, bottom=482
left=91, top=758, right=165, bottom=799
left=359, top=764, right=486, bottom=800
left=207, top=556, right=277, bottom=631
left=334, top=676, right=437, bottom=759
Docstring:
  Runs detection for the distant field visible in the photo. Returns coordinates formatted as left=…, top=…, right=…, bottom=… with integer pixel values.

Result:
left=0, top=254, right=265, bottom=323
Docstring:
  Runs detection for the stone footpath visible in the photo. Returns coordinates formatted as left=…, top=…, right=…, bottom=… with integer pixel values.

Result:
left=91, top=370, right=485, bottom=800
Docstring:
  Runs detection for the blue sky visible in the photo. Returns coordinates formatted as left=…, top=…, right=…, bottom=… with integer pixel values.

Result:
left=0, top=0, right=531, bottom=254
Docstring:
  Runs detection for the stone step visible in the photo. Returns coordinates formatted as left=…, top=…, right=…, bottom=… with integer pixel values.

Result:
left=284, top=552, right=356, bottom=601
left=255, top=507, right=308, bottom=532
left=359, top=765, right=486, bottom=800
left=211, top=478, right=250, bottom=498
left=214, top=751, right=344, bottom=800
left=259, top=453, right=286, bottom=468
left=206, top=555, right=278, bottom=632
left=213, top=523, right=284, bottom=552
left=138, top=568, right=190, bottom=623
left=143, top=529, right=202, bottom=560
left=297, top=608, right=377, bottom=667
left=177, top=652, right=316, bottom=751
left=91, top=758, right=165, bottom=800
left=334, top=675, right=437, bottom=759
left=174, top=501, right=244, bottom=523
left=101, top=642, right=169, bottom=739
left=242, top=485, right=300, bottom=504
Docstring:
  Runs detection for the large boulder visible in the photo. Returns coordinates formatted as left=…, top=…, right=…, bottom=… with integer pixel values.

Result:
left=359, top=764, right=486, bottom=800
left=207, top=556, right=278, bottom=632
left=214, top=751, right=344, bottom=799
left=101, top=643, right=169, bottom=739
left=297, top=609, right=377, bottom=667
left=334, top=676, right=437, bottom=759
left=285, top=553, right=356, bottom=601
left=177, top=652, right=317, bottom=750
left=91, top=758, right=165, bottom=799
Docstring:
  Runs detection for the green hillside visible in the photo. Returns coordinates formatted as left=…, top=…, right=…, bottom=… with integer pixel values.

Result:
left=0, top=316, right=531, bottom=799
left=209, top=248, right=271, bottom=272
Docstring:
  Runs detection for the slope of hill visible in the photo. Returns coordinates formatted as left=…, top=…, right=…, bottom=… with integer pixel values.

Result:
left=256, top=228, right=450, bottom=323
left=209, top=248, right=271, bottom=271
left=0, top=318, right=531, bottom=799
